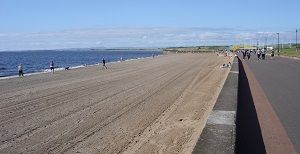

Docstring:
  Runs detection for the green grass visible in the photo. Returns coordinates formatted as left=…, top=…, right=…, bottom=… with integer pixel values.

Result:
left=164, top=46, right=229, bottom=53
left=280, top=47, right=300, bottom=58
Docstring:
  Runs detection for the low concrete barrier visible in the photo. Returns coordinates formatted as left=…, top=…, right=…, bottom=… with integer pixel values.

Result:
left=192, top=58, right=238, bottom=154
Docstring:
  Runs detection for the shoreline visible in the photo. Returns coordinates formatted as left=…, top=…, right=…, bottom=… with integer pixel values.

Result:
left=0, top=48, right=163, bottom=53
left=0, top=55, right=161, bottom=80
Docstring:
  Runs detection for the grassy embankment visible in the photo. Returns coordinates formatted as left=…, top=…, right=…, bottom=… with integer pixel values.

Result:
left=280, top=46, right=300, bottom=58
left=163, top=46, right=228, bottom=53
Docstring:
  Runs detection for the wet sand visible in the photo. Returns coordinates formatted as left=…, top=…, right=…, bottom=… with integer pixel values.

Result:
left=0, top=53, right=231, bottom=154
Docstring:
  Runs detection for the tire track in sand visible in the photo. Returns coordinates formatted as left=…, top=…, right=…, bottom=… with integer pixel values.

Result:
left=48, top=55, right=206, bottom=154
left=0, top=60, right=181, bottom=152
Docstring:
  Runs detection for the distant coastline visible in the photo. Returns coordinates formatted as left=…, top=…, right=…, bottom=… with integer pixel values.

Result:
left=103, top=48, right=163, bottom=51
left=0, top=47, right=163, bottom=52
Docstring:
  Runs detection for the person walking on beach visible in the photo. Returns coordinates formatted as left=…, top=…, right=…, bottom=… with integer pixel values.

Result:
left=18, top=64, right=24, bottom=77
left=102, top=58, right=107, bottom=69
left=50, top=61, right=55, bottom=73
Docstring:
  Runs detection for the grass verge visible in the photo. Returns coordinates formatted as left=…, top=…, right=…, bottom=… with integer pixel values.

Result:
left=279, top=47, right=300, bottom=58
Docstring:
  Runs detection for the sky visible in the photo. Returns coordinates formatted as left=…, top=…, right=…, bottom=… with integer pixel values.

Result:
left=0, top=0, right=299, bottom=51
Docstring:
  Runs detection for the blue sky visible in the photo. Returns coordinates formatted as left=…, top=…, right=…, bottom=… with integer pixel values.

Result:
left=0, top=0, right=299, bottom=50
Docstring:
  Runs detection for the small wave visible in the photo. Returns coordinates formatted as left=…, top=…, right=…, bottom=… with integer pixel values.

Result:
left=70, top=65, right=85, bottom=69
left=0, top=67, right=6, bottom=70
left=44, top=67, right=65, bottom=72
left=0, top=75, right=19, bottom=80
left=43, top=65, right=86, bottom=72
left=0, top=54, right=163, bottom=80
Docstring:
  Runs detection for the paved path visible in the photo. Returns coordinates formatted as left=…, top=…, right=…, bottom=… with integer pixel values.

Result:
left=242, top=55, right=300, bottom=153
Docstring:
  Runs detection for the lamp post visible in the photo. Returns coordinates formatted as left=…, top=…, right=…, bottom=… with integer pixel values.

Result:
left=277, top=33, right=280, bottom=54
left=296, top=29, right=298, bottom=52
left=265, top=35, right=268, bottom=50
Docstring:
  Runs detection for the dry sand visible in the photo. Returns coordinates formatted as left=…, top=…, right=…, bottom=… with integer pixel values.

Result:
left=0, top=53, right=231, bottom=154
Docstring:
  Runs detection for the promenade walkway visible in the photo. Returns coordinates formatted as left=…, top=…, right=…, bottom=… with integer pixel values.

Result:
left=239, top=54, right=300, bottom=153
left=193, top=54, right=299, bottom=153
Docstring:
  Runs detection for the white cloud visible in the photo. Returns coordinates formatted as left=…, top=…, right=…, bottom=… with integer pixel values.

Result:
left=0, top=27, right=297, bottom=51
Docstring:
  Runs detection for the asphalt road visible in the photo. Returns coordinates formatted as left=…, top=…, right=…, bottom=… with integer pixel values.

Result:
left=242, top=54, right=300, bottom=152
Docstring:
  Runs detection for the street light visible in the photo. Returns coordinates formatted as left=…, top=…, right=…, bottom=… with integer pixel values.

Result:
left=296, top=29, right=298, bottom=52
left=277, top=33, right=280, bottom=53
left=265, top=37, right=268, bottom=50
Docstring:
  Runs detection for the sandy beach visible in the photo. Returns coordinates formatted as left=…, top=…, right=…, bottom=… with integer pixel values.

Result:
left=0, top=53, right=231, bottom=154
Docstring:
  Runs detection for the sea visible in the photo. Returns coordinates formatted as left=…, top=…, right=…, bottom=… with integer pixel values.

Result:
left=0, top=49, right=163, bottom=78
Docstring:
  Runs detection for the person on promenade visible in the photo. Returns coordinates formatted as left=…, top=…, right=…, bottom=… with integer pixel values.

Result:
left=102, top=58, right=107, bottom=69
left=242, top=50, right=246, bottom=60
left=18, top=64, right=24, bottom=77
left=262, top=48, right=266, bottom=60
left=50, top=61, right=55, bottom=73
left=246, top=50, right=251, bottom=60
left=257, top=49, right=262, bottom=60
left=271, top=49, right=275, bottom=59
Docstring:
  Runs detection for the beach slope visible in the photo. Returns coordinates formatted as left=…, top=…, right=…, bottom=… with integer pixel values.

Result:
left=0, top=53, right=230, bottom=153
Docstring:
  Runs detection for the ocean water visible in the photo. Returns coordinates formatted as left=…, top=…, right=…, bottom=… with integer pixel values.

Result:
left=0, top=49, right=162, bottom=78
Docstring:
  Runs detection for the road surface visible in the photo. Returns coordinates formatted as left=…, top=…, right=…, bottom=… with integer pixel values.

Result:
left=241, top=55, right=300, bottom=152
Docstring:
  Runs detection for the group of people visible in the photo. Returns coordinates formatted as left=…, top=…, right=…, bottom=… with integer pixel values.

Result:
left=220, top=62, right=232, bottom=68
left=240, top=48, right=274, bottom=60
left=17, top=58, right=108, bottom=77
